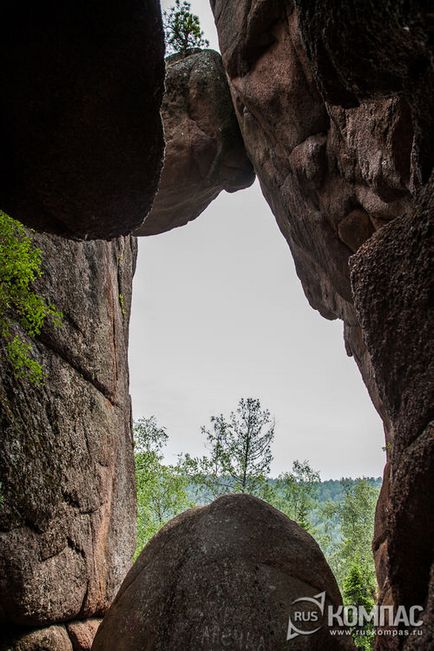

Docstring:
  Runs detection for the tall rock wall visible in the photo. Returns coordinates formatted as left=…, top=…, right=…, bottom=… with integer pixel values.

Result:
left=210, top=1, right=433, bottom=647
left=0, top=233, right=137, bottom=649
left=351, top=188, right=434, bottom=650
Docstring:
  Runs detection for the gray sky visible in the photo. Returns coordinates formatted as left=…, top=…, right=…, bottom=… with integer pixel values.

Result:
left=129, top=184, right=385, bottom=479
left=128, top=2, right=385, bottom=480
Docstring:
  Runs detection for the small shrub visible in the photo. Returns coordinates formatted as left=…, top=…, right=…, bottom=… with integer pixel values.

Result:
left=0, top=210, right=62, bottom=384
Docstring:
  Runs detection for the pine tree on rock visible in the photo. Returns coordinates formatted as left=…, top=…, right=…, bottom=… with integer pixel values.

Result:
left=164, top=0, right=209, bottom=57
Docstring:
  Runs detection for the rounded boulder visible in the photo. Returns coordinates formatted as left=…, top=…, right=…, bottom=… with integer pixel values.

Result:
left=93, top=494, right=353, bottom=650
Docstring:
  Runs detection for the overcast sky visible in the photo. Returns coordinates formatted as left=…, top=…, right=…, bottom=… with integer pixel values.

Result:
left=128, top=2, right=385, bottom=480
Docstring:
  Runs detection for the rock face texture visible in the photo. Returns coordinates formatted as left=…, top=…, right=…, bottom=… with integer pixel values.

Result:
left=0, top=233, right=137, bottom=646
left=211, top=0, right=414, bottom=324
left=136, top=50, right=254, bottom=236
left=93, top=494, right=353, bottom=650
left=0, top=2, right=165, bottom=239
left=295, top=1, right=434, bottom=186
left=210, top=1, right=433, bottom=648
left=351, top=188, right=434, bottom=649
left=66, top=620, right=102, bottom=651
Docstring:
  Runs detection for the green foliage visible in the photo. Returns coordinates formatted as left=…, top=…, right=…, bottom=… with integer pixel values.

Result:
left=314, top=477, right=381, bottom=503
left=183, top=398, right=275, bottom=499
left=133, top=407, right=380, bottom=630
left=134, top=416, right=169, bottom=454
left=314, top=477, right=379, bottom=643
left=164, top=0, right=209, bottom=57
left=321, top=479, right=378, bottom=588
left=0, top=210, right=62, bottom=383
left=134, top=417, right=193, bottom=558
left=271, top=460, right=320, bottom=532
left=343, top=563, right=376, bottom=650
left=343, top=563, right=375, bottom=612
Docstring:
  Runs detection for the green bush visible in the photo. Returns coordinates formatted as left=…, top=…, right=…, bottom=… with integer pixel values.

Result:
left=0, top=210, right=62, bottom=383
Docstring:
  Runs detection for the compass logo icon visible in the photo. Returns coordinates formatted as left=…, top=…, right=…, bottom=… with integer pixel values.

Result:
left=287, top=591, right=326, bottom=641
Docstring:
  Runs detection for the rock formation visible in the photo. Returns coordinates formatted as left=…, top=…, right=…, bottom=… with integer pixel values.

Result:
left=211, top=0, right=414, bottom=322
left=351, top=188, right=434, bottom=649
left=92, top=494, right=353, bottom=650
left=0, top=1, right=165, bottom=239
left=0, top=232, right=137, bottom=648
left=209, top=1, right=433, bottom=648
left=295, top=0, right=434, bottom=186
left=0, top=1, right=432, bottom=648
left=135, top=50, right=254, bottom=236
left=0, top=45, right=254, bottom=649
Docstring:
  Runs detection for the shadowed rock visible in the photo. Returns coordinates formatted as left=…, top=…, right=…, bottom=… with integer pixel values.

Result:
left=0, top=625, right=73, bottom=651
left=135, top=50, right=255, bottom=236
left=0, top=1, right=165, bottom=239
left=93, top=494, right=353, bottom=650
left=1, top=621, right=102, bottom=650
